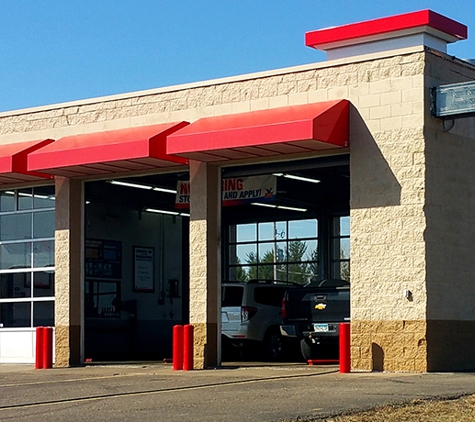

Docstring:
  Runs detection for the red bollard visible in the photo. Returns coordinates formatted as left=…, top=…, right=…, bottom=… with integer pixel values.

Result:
left=339, top=322, right=351, bottom=373
left=35, top=327, right=44, bottom=369
left=42, top=327, right=53, bottom=369
left=183, top=324, right=194, bottom=371
left=172, top=325, right=184, bottom=370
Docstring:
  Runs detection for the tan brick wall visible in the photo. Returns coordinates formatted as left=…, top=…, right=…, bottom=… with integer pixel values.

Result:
left=189, top=161, right=220, bottom=369
left=54, top=229, right=73, bottom=367
left=0, top=50, right=426, bottom=145
left=351, top=320, right=427, bottom=372
left=351, top=52, right=475, bottom=372
left=54, top=178, right=83, bottom=367
left=349, top=48, right=427, bottom=370
left=422, top=54, right=475, bottom=370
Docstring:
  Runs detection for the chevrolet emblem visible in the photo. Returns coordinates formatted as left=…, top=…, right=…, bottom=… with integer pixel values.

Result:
left=315, top=303, right=326, bottom=310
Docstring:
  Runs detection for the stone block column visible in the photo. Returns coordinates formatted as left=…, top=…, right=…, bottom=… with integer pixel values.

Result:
left=54, top=177, right=83, bottom=367
left=189, top=160, right=221, bottom=369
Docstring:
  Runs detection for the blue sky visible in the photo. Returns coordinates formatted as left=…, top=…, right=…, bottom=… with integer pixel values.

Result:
left=1, top=0, right=474, bottom=113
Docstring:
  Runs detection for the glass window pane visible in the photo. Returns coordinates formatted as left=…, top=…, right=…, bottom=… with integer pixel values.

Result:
left=33, top=186, right=55, bottom=209
left=227, top=266, right=250, bottom=282
left=258, top=242, right=286, bottom=263
left=332, top=261, right=350, bottom=282
left=288, top=262, right=311, bottom=284
left=258, top=242, right=273, bottom=264
left=0, top=302, right=31, bottom=327
left=33, top=241, right=54, bottom=267
left=340, top=216, right=350, bottom=236
left=254, top=287, right=289, bottom=307
left=258, top=222, right=274, bottom=241
left=0, top=273, right=31, bottom=299
left=33, top=211, right=55, bottom=238
left=222, top=286, right=244, bottom=306
left=274, top=264, right=287, bottom=281
left=333, top=238, right=350, bottom=260
left=33, top=271, right=54, bottom=297
left=236, top=224, right=256, bottom=242
left=0, top=213, right=31, bottom=241
left=288, top=240, right=317, bottom=262
left=307, top=261, right=319, bottom=281
left=229, top=244, right=256, bottom=265
left=333, top=216, right=350, bottom=237
left=289, top=219, right=317, bottom=239
left=246, top=265, right=258, bottom=281
left=33, top=301, right=54, bottom=327
left=273, top=221, right=286, bottom=241
left=0, top=242, right=31, bottom=270
left=0, top=191, right=15, bottom=212
left=257, top=264, right=277, bottom=281
left=341, top=238, right=350, bottom=260
left=341, top=261, right=350, bottom=281
left=18, top=188, right=33, bottom=210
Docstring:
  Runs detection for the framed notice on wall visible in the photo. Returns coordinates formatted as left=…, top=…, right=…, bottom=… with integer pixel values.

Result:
left=133, top=246, right=154, bottom=292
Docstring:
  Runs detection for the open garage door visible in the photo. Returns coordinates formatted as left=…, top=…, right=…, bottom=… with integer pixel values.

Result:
left=83, top=172, right=189, bottom=361
left=220, top=155, right=350, bottom=362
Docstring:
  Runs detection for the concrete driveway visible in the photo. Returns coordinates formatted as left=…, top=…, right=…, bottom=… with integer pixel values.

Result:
left=0, top=362, right=475, bottom=421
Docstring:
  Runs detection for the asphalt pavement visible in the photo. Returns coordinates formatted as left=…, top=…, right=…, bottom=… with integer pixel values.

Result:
left=0, top=362, right=474, bottom=421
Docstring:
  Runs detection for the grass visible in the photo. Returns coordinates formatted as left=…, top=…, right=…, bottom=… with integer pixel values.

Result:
left=289, top=394, right=475, bottom=422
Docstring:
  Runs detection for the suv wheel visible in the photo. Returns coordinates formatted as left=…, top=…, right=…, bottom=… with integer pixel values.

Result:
left=262, top=328, right=284, bottom=361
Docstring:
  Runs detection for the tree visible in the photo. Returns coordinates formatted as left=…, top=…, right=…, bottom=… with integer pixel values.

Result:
left=287, top=241, right=310, bottom=284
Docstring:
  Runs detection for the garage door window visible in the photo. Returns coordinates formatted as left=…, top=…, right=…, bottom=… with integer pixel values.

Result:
left=0, top=187, right=55, bottom=328
left=331, top=216, right=350, bottom=281
left=228, top=219, right=318, bottom=285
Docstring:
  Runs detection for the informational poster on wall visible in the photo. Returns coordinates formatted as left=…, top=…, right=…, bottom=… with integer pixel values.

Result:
left=85, top=239, right=122, bottom=279
left=175, top=175, right=276, bottom=209
left=133, top=246, right=154, bottom=292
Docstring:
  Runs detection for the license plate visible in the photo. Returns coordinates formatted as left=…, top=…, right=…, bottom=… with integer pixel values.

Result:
left=313, top=323, right=329, bottom=332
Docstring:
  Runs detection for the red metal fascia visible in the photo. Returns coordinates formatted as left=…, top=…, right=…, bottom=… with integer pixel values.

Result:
left=167, top=100, right=349, bottom=156
left=0, top=139, right=55, bottom=179
left=27, top=122, right=189, bottom=172
left=306, top=9, right=467, bottom=49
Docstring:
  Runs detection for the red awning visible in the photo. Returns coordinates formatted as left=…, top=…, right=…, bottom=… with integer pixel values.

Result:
left=28, top=122, right=189, bottom=178
left=167, top=100, right=349, bottom=162
left=0, top=139, right=54, bottom=185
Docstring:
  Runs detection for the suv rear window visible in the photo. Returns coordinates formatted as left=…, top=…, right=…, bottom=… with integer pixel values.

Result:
left=222, top=286, right=243, bottom=307
left=254, top=287, right=288, bottom=307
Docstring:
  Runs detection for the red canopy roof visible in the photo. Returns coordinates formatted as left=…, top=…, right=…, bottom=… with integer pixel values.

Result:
left=0, top=139, right=54, bottom=185
left=167, top=100, right=349, bottom=162
left=28, top=122, right=189, bottom=178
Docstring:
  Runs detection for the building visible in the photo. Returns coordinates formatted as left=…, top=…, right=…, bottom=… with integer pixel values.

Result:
left=0, top=9, right=474, bottom=372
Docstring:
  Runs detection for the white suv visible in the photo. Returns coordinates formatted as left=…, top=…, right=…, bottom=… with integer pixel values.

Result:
left=221, top=281, right=296, bottom=361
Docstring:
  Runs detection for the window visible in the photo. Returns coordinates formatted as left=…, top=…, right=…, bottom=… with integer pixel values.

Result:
left=221, top=286, right=244, bottom=307
left=254, top=287, right=289, bottom=307
left=228, top=219, right=318, bottom=285
left=331, top=216, right=350, bottom=281
left=0, top=187, right=55, bottom=328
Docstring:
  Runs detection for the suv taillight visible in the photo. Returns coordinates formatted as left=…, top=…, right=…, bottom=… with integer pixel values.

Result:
left=241, top=306, right=257, bottom=322
left=281, top=295, right=287, bottom=320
